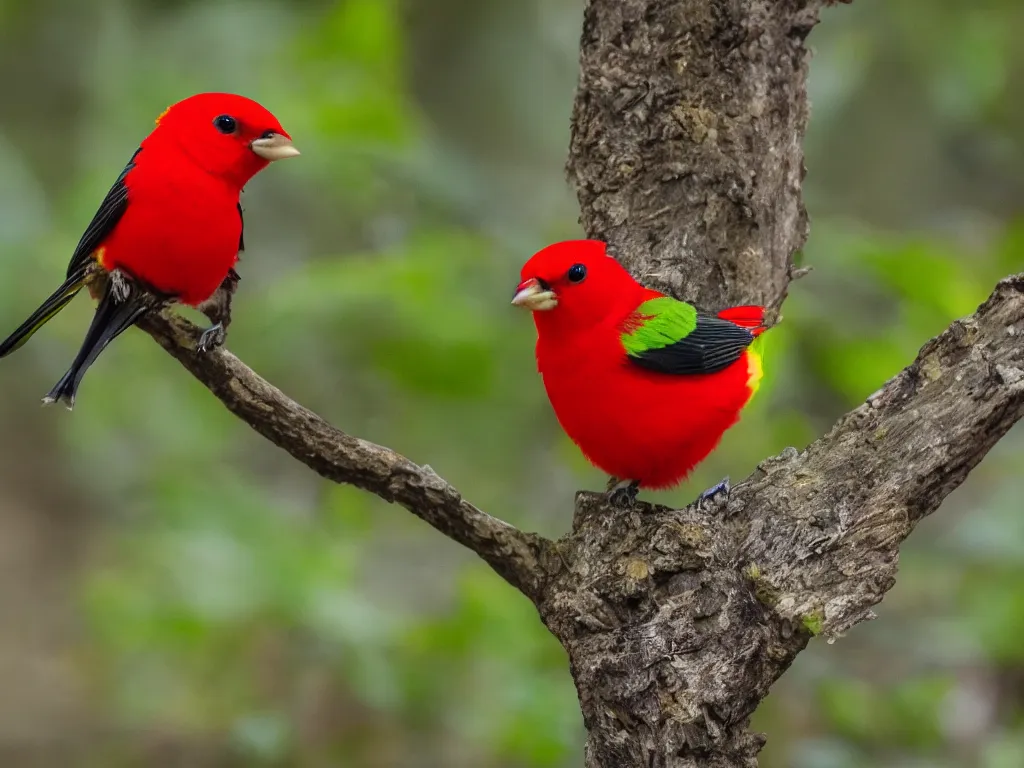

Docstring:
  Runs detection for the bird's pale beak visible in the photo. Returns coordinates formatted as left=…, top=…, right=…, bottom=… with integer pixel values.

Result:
left=250, top=133, right=301, bottom=161
left=511, top=278, right=558, bottom=311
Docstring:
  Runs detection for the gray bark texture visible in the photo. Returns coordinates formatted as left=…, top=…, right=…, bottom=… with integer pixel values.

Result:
left=569, top=0, right=830, bottom=315
left=136, top=0, right=1024, bottom=766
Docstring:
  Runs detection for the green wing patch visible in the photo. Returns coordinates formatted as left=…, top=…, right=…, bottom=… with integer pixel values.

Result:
left=621, top=297, right=755, bottom=376
left=620, top=297, right=697, bottom=355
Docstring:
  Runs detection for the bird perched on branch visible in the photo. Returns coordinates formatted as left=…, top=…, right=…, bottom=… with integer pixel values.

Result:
left=512, top=240, right=767, bottom=506
left=0, top=92, right=299, bottom=408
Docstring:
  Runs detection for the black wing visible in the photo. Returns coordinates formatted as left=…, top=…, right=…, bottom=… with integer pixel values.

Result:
left=229, top=203, right=243, bottom=284
left=626, top=314, right=755, bottom=376
left=65, top=147, right=140, bottom=279
left=237, top=202, right=245, bottom=253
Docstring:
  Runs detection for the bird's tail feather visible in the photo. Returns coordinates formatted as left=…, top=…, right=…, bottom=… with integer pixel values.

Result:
left=0, top=268, right=88, bottom=358
left=717, top=305, right=767, bottom=337
left=43, top=276, right=151, bottom=409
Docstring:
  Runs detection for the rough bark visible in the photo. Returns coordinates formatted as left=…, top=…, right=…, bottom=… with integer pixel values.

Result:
left=128, top=0, right=1023, bottom=766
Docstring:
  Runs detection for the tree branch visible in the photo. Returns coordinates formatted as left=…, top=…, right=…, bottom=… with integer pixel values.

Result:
left=135, top=311, right=554, bottom=602
left=737, top=273, right=1024, bottom=638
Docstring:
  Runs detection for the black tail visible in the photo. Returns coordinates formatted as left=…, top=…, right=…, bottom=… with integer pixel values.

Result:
left=0, top=269, right=88, bottom=358
left=42, top=276, right=151, bottom=409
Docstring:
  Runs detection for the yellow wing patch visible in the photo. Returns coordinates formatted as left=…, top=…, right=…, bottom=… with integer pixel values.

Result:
left=746, top=346, right=764, bottom=396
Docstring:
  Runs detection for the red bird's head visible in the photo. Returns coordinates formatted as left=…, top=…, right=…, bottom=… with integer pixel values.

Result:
left=148, top=92, right=299, bottom=188
left=512, top=240, right=646, bottom=334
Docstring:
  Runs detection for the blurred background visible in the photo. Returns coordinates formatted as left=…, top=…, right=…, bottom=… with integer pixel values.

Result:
left=0, top=1, right=1021, bottom=766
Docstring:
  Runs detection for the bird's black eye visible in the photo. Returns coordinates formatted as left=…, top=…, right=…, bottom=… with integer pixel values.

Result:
left=213, top=115, right=237, bottom=134
left=567, top=263, right=587, bottom=283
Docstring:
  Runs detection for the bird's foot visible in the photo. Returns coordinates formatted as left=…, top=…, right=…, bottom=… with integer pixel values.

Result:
left=605, top=478, right=640, bottom=509
left=698, top=476, right=730, bottom=508
left=196, top=323, right=226, bottom=353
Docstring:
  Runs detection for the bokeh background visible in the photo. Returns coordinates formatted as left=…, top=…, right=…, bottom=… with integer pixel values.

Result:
left=0, top=1, right=1021, bottom=766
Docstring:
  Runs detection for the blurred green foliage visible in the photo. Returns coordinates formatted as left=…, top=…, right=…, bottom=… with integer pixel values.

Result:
left=0, top=1, right=1021, bottom=766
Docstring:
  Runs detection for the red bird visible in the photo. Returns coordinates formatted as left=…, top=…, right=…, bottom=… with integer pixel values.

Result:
left=512, top=240, right=767, bottom=505
left=0, top=92, right=299, bottom=408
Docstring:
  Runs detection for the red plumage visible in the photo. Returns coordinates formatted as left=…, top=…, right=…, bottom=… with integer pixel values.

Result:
left=514, top=240, right=767, bottom=490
